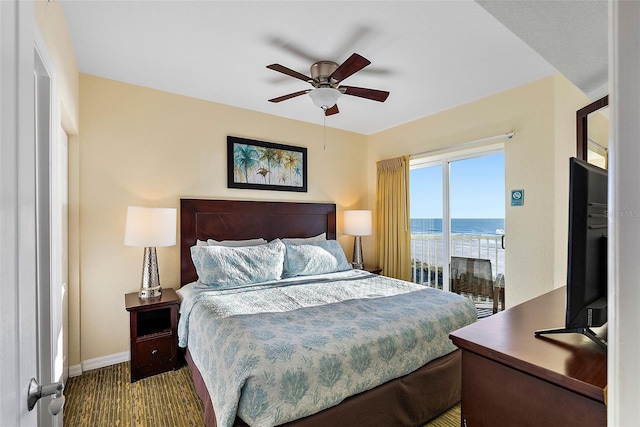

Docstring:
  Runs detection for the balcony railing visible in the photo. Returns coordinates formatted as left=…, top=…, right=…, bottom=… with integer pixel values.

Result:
left=410, top=233, right=505, bottom=289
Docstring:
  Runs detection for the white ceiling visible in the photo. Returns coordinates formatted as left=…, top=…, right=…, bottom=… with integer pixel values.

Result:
left=60, top=0, right=606, bottom=135
left=477, top=0, right=608, bottom=99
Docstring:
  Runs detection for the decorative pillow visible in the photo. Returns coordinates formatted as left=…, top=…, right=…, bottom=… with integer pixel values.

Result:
left=282, top=233, right=326, bottom=244
left=191, top=239, right=285, bottom=288
left=283, top=240, right=352, bottom=278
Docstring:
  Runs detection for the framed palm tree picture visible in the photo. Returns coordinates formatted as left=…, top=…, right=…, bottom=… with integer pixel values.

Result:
left=227, top=136, right=308, bottom=192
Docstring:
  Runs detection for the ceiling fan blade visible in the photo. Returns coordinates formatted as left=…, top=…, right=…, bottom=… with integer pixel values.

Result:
left=341, top=85, right=390, bottom=102
left=268, top=90, right=309, bottom=103
left=324, top=104, right=339, bottom=116
left=329, top=53, right=371, bottom=82
left=266, top=64, right=312, bottom=82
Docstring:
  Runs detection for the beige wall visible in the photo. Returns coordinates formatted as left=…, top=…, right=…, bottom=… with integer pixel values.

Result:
left=552, top=75, right=592, bottom=292
left=368, top=74, right=589, bottom=307
left=78, top=74, right=369, bottom=361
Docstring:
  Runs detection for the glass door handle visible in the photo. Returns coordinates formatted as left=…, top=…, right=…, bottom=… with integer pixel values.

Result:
left=501, top=235, right=505, bottom=249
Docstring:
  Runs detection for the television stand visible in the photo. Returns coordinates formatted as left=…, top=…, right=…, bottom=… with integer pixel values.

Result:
left=449, top=287, right=607, bottom=427
left=535, top=326, right=607, bottom=349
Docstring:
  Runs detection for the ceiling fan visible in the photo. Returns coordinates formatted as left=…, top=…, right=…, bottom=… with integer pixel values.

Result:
left=267, top=53, right=390, bottom=116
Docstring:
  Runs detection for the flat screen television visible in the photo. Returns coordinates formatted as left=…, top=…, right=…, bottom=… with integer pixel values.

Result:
left=535, top=157, right=608, bottom=348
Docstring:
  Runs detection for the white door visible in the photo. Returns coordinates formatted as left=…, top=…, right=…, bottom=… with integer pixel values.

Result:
left=0, top=1, right=39, bottom=425
left=35, top=22, right=66, bottom=427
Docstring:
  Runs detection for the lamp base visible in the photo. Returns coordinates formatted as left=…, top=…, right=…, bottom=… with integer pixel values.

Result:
left=139, top=247, right=163, bottom=299
left=352, top=236, right=364, bottom=270
left=139, top=285, right=162, bottom=299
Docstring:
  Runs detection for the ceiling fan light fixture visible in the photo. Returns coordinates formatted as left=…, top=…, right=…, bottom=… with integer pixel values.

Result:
left=308, top=88, right=341, bottom=110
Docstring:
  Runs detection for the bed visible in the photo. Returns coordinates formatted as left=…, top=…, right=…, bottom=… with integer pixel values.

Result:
left=178, top=199, right=476, bottom=427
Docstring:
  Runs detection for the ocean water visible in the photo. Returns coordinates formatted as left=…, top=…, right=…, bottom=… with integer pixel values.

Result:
left=411, top=218, right=504, bottom=235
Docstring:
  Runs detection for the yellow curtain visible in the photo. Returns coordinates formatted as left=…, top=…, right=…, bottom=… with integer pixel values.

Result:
left=375, top=155, right=411, bottom=281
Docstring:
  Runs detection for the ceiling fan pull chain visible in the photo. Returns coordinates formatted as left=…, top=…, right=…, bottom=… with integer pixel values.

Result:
left=323, top=111, right=326, bottom=150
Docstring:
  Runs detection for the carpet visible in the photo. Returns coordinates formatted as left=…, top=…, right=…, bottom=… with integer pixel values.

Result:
left=64, top=362, right=461, bottom=426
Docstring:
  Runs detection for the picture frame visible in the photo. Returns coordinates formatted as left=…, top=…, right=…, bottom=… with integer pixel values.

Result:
left=227, top=136, right=308, bottom=192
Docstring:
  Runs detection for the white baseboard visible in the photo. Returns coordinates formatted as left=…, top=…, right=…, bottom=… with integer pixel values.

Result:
left=68, top=364, right=83, bottom=378
left=69, top=351, right=130, bottom=377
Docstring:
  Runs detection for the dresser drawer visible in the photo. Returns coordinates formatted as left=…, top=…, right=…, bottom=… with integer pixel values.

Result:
left=135, top=334, right=174, bottom=371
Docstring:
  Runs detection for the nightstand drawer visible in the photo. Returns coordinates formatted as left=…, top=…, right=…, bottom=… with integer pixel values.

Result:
left=135, top=334, right=174, bottom=371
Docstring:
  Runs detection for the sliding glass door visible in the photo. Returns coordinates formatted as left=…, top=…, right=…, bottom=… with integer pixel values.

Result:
left=410, top=145, right=505, bottom=306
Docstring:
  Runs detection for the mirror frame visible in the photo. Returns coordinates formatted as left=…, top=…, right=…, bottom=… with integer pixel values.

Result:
left=576, top=95, right=609, bottom=161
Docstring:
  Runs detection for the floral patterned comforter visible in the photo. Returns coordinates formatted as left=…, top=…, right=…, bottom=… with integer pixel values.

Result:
left=177, top=269, right=477, bottom=427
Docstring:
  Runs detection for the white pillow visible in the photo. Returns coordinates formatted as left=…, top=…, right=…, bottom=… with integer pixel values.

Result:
left=282, top=240, right=352, bottom=278
left=191, top=239, right=285, bottom=288
left=282, top=233, right=327, bottom=244
left=175, top=282, right=194, bottom=303
left=195, top=238, right=268, bottom=247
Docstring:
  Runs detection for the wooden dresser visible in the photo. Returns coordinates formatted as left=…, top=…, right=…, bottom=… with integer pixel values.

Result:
left=449, top=287, right=607, bottom=427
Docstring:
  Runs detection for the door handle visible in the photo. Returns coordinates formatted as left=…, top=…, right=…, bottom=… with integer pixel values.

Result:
left=501, top=235, right=505, bottom=249
left=27, top=378, right=65, bottom=415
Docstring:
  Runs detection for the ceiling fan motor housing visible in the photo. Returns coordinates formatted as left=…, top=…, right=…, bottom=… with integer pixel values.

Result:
left=310, top=61, right=339, bottom=87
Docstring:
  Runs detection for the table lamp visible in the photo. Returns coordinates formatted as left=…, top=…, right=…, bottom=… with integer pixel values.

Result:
left=343, top=210, right=372, bottom=270
left=124, top=206, right=176, bottom=298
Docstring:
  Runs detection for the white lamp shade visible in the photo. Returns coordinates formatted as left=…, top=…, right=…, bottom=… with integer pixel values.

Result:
left=124, top=206, right=177, bottom=247
left=343, top=210, right=372, bottom=236
left=308, top=88, right=341, bottom=109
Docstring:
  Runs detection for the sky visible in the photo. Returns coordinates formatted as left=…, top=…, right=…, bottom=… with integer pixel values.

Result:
left=410, top=152, right=505, bottom=219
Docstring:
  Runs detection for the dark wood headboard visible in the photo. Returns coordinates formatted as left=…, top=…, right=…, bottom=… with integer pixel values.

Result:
left=180, top=199, right=337, bottom=286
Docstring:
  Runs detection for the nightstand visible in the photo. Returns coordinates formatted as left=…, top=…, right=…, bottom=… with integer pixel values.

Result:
left=364, top=266, right=383, bottom=275
left=125, top=288, right=179, bottom=382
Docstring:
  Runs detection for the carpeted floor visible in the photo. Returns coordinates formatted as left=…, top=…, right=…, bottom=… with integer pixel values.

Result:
left=64, top=362, right=204, bottom=426
left=64, top=362, right=461, bottom=426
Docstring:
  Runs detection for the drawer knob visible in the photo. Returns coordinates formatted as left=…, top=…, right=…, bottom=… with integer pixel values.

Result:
left=151, top=349, right=158, bottom=355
